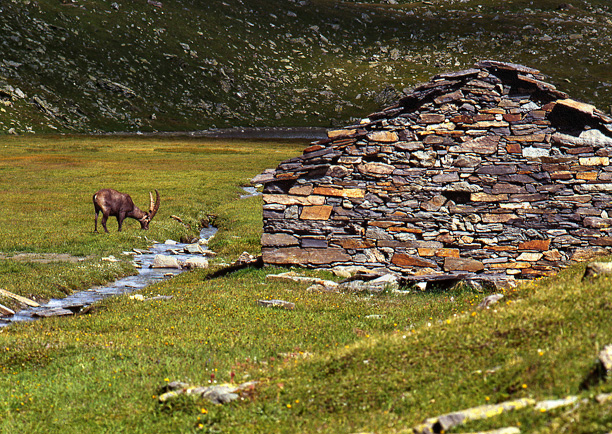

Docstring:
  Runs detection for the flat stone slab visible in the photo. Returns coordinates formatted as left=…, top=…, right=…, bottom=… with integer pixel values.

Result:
left=413, top=398, right=535, bottom=434
left=0, top=303, right=15, bottom=316
left=0, top=253, right=91, bottom=263
left=159, top=380, right=258, bottom=404
left=33, top=308, right=75, bottom=318
left=257, top=299, right=295, bottom=310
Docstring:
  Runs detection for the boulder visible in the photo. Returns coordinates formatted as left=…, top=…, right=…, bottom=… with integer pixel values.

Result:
left=583, top=261, right=612, bottom=280
left=151, top=255, right=182, bottom=269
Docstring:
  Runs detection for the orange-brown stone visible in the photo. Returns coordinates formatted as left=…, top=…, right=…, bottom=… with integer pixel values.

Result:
left=518, top=239, right=551, bottom=251
left=506, top=134, right=547, bottom=142
left=471, top=193, right=508, bottom=202
left=336, top=239, right=375, bottom=249
left=391, top=253, right=438, bottom=268
left=418, top=248, right=460, bottom=258
left=388, top=227, right=423, bottom=234
left=503, top=113, right=522, bottom=122
left=303, top=144, right=325, bottom=153
left=288, top=185, right=314, bottom=196
left=506, top=142, right=522, bottom=154
left=328, top=129, right=357, bottom=139
left=443, top=257, right=484, bottom=272
left=313, top=186, right=365, bottom=198
left=300, top=205, right=333, bottom=220
left=367, top=131, right=399, bottom=142
left=264, top=194, right=325, bottom=206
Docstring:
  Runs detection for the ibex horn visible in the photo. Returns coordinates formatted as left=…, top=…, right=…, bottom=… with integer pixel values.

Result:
left=148, top=189, right=160, bottom=219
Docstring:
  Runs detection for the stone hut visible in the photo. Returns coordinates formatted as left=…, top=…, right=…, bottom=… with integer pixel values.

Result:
left=253, top=60, right=612, bottom=284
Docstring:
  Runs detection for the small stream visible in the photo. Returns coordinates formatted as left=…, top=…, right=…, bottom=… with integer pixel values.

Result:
left=0, top=227, right=218, bottom=328
left=0, top=186, right=261, bottom=328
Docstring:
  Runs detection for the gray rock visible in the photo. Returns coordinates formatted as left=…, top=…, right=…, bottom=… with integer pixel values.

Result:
left=534, top=396, right=579, bottom=411
left=0, top=303, right=15, bottom=316
left=338, top=274, right=399, bottom=293
left=32, top=308, right=74, bottom=318
left=599, top=344, right=612, bottom=373
left=151, top=255, right=182, bottom=269
left=554, top=129, right=612, bottom=147
left=583, top=262, right=612, bottom=280
left=183, top=257, right=209, bottom=269
left=257, top=299, right=295, bottom=310
left=478, top=293, right=504, bottom=309
left=523, top=147, right=550, bottom=158
left=184, top=243, right=206, bottom=254
left=159, top=381, right=257, bottom=405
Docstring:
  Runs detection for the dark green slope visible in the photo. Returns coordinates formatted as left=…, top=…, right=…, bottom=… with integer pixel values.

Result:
left=1, top=0, right=611, bottom=134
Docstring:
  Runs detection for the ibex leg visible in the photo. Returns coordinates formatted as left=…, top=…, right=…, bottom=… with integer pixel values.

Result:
left=101, top=214, right=110, bottom=233
left=117, top=212, right=126, bottom=232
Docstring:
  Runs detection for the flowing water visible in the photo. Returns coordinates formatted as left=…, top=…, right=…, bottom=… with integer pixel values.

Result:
left=0, top=227, right=218, bottom=328
left=0, top=185, right=263, bottom=328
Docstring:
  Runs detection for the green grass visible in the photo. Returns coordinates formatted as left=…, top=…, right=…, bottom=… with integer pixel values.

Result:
left=0, top=134, right=301, bottom=304
left=0, top=136, right=611, bottom=433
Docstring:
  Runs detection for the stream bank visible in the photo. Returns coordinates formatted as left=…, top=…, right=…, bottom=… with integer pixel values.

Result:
left=0, top=227, right=218, bottom=328
left=0, top=185, right=263, bottom=328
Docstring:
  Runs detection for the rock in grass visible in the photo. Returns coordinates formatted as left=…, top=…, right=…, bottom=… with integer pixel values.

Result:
left=337, top=274, right=399, bottom=293
left=596, top=393, right=612, bottom=404
left=583, top=262, right=612, bottom=280
left=0, top=288, right=40, bottom=307
left=257, top=299, right=295, bottom=310
left=0, top=302, right=15, bottom=316
left=199, top=385, right=239, bottom=404
left=183, top=257, right=209, bottom=269
left=101, top=255, right=119, bottom=262
left=306, top=283, right=340, bottom=293
left=478, top=294, right=504, bottom=309
left=413, top=398, right=535, bottom=434
left=158, top=381, right=257, bottom=404
left=534, top=396, right=579, bottom=411
left=464, top=429, right=521, bottom=434
left=266, top=271, right=338, bottom=289
left=599, top=345, right=612, bottom=373
left=32, top=308, right=74, bottom=318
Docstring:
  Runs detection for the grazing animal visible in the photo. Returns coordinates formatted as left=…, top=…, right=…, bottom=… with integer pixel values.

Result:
left=93, top=188, right=160, bottom=233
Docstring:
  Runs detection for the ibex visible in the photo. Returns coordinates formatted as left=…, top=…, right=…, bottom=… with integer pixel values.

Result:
left=93, top=189, right=160, bottom=233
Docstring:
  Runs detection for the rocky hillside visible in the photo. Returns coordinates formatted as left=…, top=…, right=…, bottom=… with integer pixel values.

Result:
left=1, top=0, right=611, bottom=134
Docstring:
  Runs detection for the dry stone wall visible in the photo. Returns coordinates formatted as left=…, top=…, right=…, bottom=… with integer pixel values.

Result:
left=253, top=60, right=612, bottom=283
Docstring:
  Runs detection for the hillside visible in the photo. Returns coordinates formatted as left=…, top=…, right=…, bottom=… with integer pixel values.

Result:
left=1, top=0, right=612, bottom=134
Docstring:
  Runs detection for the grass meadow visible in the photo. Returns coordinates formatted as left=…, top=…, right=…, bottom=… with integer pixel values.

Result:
left=0, top=135, right=611, bottom=433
